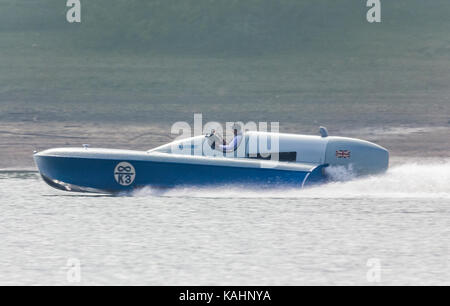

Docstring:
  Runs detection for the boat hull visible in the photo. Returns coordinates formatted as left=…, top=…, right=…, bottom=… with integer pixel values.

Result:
left=34, top=152, right=326, bottom=193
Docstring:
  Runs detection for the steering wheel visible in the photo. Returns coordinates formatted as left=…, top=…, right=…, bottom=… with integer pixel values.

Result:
left=205, top=131, right=223, bottom=150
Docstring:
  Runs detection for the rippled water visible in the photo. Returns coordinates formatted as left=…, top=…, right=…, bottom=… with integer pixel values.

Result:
left=0, top=159, right=449, bottom=285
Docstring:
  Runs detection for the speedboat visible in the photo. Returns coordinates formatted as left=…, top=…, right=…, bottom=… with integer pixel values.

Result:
left=34, top=127, right=388, bottom=193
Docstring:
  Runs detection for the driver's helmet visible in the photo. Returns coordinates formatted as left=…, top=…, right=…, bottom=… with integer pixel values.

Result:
left=232, top=123, right=242, bottom=134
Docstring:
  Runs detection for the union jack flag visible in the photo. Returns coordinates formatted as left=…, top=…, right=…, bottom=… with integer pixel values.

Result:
left=336, top=150, right=351, bottom=158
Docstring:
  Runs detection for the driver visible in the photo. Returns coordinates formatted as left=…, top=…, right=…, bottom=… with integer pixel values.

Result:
left=219, top=123, right=243, bottom=152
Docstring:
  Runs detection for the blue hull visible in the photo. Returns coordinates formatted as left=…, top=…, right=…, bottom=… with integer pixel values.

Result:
left=34, top=155, right=326, bottom=193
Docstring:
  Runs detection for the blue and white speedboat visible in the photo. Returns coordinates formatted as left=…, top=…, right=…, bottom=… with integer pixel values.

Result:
left=34, top=128, right=388, bottom=193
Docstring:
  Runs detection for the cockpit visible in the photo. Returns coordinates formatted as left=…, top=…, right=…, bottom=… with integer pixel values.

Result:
left=149, top=131, right=328, bottom=164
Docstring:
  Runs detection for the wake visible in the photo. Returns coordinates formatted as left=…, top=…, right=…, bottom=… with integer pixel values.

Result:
left=132, top=159, right=450, bottom=200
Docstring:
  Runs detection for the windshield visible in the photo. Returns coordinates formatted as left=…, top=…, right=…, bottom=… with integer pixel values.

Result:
left=148, top=136, right=205, bottom=155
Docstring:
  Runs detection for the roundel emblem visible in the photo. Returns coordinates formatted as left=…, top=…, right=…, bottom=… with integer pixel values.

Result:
left=114, top=162, right=136, bottom=186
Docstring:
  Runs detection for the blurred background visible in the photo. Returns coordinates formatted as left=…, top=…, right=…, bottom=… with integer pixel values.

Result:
left=1, top=0, right=449, bottom=168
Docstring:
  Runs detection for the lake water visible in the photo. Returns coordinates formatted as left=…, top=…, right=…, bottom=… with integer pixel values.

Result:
left=0, top=159, right=449, bottom=285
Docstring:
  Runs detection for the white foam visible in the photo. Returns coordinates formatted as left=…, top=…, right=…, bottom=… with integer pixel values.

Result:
left=131, top=159, right=450, bottom=200
left=323, top=164, right=356, bottom=182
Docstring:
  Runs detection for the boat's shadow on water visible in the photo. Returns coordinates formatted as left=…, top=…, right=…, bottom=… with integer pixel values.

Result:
left=42, top=187, right=172, bottom=198
left=42, top=194, right=117, bottom=198
left=41, top=187, right=308, bottom=200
